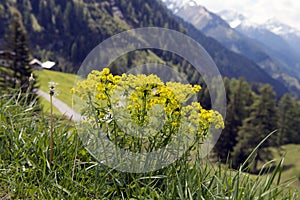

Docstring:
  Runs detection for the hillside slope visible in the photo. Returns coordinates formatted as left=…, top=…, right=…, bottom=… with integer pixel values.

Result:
left=162, top=0, right=297, bottom=95
left=0, top=0, right=288, bottom=95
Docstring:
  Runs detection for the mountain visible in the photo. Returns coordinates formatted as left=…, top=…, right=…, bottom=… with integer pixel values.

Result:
left=219, top=10, right=300, bottom=93
left=216, top=10, right=246, bottom=29
left=173, top=16, right=288, bottom=95
left=263, top=19, right=300, bottom=63
left=220, top=11, right=300, bottom=66
left=0, top=0, right=288, bottom=95
left=162, top=0, right=300, bottom=95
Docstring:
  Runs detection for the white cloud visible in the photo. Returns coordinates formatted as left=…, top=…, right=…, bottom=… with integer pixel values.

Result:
left=195, top=0, right=300, bottom=29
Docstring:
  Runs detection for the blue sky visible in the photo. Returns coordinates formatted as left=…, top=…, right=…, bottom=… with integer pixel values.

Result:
left=195, top=0, right=300, bottom=29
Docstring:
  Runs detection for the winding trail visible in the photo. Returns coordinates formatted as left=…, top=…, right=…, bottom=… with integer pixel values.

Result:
left=37, top=90, right=82, bottom=121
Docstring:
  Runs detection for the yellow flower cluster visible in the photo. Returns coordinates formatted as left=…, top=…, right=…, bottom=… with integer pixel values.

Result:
left=72, top=68, right=224, bottom=149
left=166, top=82, right=200, bottom=104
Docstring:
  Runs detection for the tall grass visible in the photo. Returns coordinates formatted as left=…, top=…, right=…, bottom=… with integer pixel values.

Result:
left=0, top=92, right=298, bottom=199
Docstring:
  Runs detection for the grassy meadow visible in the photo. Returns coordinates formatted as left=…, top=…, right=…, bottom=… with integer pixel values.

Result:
left=0, top=69, right=298, bottom=198
left=35, top=70, right=300, bottom=190
left=34, top=70, right=78, bottom=107
left=270, top=144, right=300, bottom=189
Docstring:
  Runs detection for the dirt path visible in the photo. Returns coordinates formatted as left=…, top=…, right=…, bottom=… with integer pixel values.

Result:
left=37, top=90, right=82, bottom=121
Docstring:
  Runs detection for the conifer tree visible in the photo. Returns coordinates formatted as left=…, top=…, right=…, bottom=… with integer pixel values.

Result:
left=292, top=101, right=300, bottom=143
left=214, top=78, right=253, bottom=162
left=232, top=84, right=278, bottom=172
left=5, top=9, right=37, bottom=100
left=7, top=11, right=31, bottom=89
left=277, top=94, right=296, bottom=146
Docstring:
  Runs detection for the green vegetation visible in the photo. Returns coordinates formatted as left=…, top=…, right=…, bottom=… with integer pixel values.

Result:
left=268, top=144, right=300, bottom=189
left=0, top=91, right=298, bottom=199
left=35, top=70, right=77, bottom=107
left=72, top=68, right=223, bottom=163
left=0, top=7, right=37, bottom=100
left=0, top=0, right=299, bottom=198
left=232, top=84, right=278, bottom=171
left=39, top=96, right=61, bottom=115
left=208, top=78, right=300, bottom=166
left=35, top=70, right=300, bottom=186
left=0, top=0, right=288, bottom=95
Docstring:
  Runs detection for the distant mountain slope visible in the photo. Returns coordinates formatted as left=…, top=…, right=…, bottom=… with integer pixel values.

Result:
left=162, top=0, right=299, bottom=95
left=219, top=10, right=300, bottom=94
left=0, top=0, right=288, bottom=95
left=220, top=11, right=300, bottom=72
left=174, top=16, right=288, bottom=95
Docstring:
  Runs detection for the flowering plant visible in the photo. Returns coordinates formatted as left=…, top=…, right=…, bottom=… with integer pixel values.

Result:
left=72, top=68, right=224, bottom=154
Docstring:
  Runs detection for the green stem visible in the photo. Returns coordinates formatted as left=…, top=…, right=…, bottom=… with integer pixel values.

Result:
left=49, top=94, right=53, bottom=167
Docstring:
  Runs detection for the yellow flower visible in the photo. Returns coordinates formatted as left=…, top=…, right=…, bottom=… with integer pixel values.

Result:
left=70, top=88, right=76, bottom=94
left=107, top=74, right=114, bottom=82
left=193, top=85, right=201, bottom=93
left=103, top=68, right=110, bottom=75
left=174, top=111, right=180, bottom=116
left=171, top=122, right=178, bottom=126
left=96, top=84, right=105, bottom=92
left=96, top=93, right=106, bottom=100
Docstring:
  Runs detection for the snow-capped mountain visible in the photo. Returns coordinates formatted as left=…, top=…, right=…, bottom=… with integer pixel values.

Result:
left=163, top=0, right=232, bottom=35
left=219, top=10, right=300, bottom=75
left=263, top=18, right=300, bottom=36
left=219, top=10, right=300, bottom=36
left=219, top=11, right=293, bottom=52
left=218, top=10, right=249, bottom=29
left=262, top=18, right=300, bottom=58
left=161, top=0, right=300, bottom=94
left=162, top=0, right=200, bottom=13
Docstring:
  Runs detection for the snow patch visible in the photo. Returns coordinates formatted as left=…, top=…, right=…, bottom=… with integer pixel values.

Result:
left=229, top=19, right=242, bottom=29
left=188, top=1, right=196, bottom=7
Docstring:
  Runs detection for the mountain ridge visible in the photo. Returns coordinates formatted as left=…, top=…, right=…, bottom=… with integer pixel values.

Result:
left=162, top=0, right=300, bottom=95
left=220, top=10, right=300, bottom=78
left=0, top=0, right=289, bottom=96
